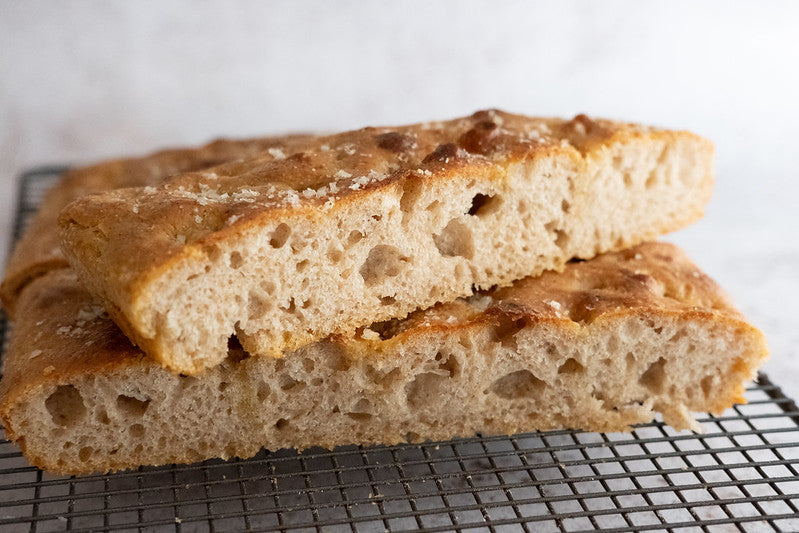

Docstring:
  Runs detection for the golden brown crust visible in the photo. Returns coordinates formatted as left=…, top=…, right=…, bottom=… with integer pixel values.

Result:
left=0, top=135, right=316, bottom=316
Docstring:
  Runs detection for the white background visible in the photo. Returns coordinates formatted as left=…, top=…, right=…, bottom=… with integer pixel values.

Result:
left=1, top=1, right=798, bottom=395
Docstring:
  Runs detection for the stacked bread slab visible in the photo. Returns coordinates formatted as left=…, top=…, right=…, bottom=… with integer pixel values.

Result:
left=0, top=110, right=768, bottom=475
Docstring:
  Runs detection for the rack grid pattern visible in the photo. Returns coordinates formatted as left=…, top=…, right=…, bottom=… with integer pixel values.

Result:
left=1, top=168, right=798, bottom=532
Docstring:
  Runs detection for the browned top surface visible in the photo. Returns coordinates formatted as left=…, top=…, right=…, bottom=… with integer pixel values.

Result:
left=58, top=110, right=699, bottom=297
left=0, top=134, right=316, bottom=315
left=0, top=242, right=764, bottom=416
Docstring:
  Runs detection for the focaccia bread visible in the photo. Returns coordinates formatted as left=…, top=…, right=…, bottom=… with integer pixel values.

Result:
left=58, top=110, right=715, bottom=374
left=0, top=134, right=316, bottom=317
left=0, top=243, right=767, bottom=475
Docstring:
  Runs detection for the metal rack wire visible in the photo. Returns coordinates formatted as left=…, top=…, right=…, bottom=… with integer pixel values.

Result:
left=1, top=168, right=798, bottom=532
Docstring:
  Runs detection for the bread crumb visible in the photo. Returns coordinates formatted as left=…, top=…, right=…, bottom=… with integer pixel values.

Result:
left=361, top=328, right=380, bottom=341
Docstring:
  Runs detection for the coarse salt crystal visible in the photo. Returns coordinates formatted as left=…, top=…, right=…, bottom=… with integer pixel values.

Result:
left=268, top=147, right=286, bottom=160
left=28, top=349, right=43, bottom=359
left=546, top=300, right=562, bottom=311
left=335, top=170, right=352, bottom=179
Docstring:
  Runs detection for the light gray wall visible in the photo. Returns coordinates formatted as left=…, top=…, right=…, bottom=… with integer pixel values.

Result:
left=2, top=1, right=798, bottom=389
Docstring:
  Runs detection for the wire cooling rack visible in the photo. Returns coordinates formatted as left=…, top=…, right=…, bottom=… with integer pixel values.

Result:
left=1, top=168, right=799, bottom=532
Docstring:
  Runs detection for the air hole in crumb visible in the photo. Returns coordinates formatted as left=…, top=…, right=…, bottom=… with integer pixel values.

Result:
left=400, top=179, right=423, bottom=215
left=346, top=398, right=373, bottom=420
left=301, top=299, right=312, bottom=309
left=558, top=358, right=584, bottom=375
left=297, top=259, right=309, bottom=272
left=205, top=244, right=223, bottom=262
left=701, top=375, right=714, bottom=397
left=426, top=200, right=441, bottom=212
left=645, top=171, right=658, bottom=189
left=489, top=370, right=546, bottom=399
left=130, top=423, right=145, bottom=438
left=261, top=281, right=276, bottom=294
left=561, top=199, right=571, bottom=213
left=626, top=352, right=636, bottom=368
left=282, top=298, right=297, bottom=314
left=218, top=381, right=229, bottom=392
left=407, top=432, right=421, bottom=442
left=79, top=446, right=94, bottom=463
left=433, top=219, right=474, bottom=259
left=229, top=251, right=244, bottom=269
left=279, top=374, right=303, bottom=391
left=492, top=316, right=527, bottom=349
left=269, top=223, right=291, bottom=248
left=319, top=341, right=350, bottom=371
left=97, top=410, right=110, bottom=425
left=327, top=246, right=344, bottom=263
left=438, top=353, right=460, bottom=378
left=368, top=317, right=403, bottom=340
left=247, top=292, right=273, bottom=320
left=554, top=230, right=569, bottom=250
left=275, top=418, right=289, bottom=430
left=117, top=395, right=150, bottom=418
left=311, top=377, right=323, bottom=386
left=346, top=230, right=363, bottom=248
left=256, top=382, right=271, bottom=402
left=380, top=296, right=396, bottom=306
left=46, top=385, right=86, bottom=427
left=405, top=373, right=448, bottom=408
left=468, top=193, right=502, bottom=217
left=302, top=357, right=315, bottom=372
left=623, top=172, right=633, bottom=187
left=372, top=214, right=382, bottom=222
left=226, top=334, right=250, bottom=363
left=360, top=245, right=409, bottom=286
left=639, top=357, right=667, bottom=394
